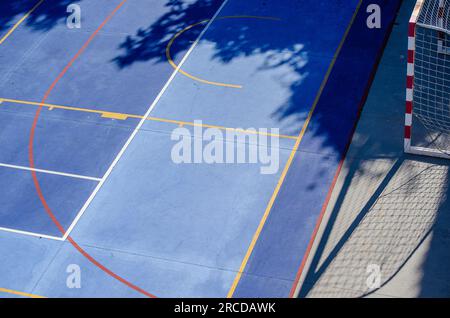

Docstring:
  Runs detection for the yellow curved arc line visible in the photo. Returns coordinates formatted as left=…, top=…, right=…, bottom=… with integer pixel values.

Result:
left=165, top=15, right=281, bottom=89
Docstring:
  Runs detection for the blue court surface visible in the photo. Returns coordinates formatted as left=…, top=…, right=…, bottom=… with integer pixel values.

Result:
left=0, top=0, right=401, bottom=297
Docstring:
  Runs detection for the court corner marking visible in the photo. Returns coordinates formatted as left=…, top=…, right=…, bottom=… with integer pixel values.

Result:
left=0, top=162, right=101, bottom=182
left=0, top=226, right=64, bottom=241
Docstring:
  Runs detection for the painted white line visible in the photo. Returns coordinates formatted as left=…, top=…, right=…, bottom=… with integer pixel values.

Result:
left=62, top=0, right=230, bottom=240
left=0, top=226, right=64, bottom=241
left=0, top=163, right=102, bottom=181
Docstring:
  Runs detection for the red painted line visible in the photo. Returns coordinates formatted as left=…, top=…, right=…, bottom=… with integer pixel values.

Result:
left=287, top=154, right=347, bottom=298
left=288, top=1, right=401, bottom=297
left=28, top=0, right=156, bottom=298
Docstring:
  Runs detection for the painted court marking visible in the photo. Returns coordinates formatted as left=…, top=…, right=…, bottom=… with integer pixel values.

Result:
left=27, top=0, right=157, bottom=298
left=226, top=0, right=363, bottom=298
left=11, top=0, right=230, bottom=298
left=0, top=162, right=101, bottom=181
left=0, top=226, right=64, bottom=241
left=0, top=97, right=298, bottom=140
left=0, top=287, right=45, bottom=298
left=0, top=0, right=45, bottom=45
left=0, top=0, right=365, bottom=299
left=62, top=0, right=230, bottom=241
left=166, top=15, right=281, bottom=89
left=289, top=0, right=402, bottom=298
left=0, top=163, right=100, bottom=241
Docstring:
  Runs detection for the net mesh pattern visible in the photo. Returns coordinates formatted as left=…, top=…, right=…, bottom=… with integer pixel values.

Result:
left=413, top=1, right=450, bottom=155
left=417, top=0, right=450, bottom=34
left=305, top=162, right=448, bottom=298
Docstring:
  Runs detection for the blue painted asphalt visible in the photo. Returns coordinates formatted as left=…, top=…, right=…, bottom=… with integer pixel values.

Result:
left=0, top=0, right=221, bottom=176
left=150, top=0, right=360, bottom=136
left=0, top=0, right=222, bottom=238
left=35, top=126, right=291, bottom=297
left=46, top=0, right=361, bottom=297
left=0, top=0, right=401, bottom=297
left=233, top=0, right=403, bottom=297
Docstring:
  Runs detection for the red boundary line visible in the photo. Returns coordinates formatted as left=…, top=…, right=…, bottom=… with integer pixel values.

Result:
left=288, top=0, right=403, bottom=298
left=28, top=0, right=156, bottom=298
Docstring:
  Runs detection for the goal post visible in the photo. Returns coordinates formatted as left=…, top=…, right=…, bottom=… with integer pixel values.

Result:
left=405, top=0, right=450, bottom=159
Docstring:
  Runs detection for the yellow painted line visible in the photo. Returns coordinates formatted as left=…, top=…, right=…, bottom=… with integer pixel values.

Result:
left=101, top=112, right=129, bottom=120
left=0, top=287, right=46, bottom=298
left=147, top=116, right=296, bottom=140
left=0, top=97, right=116, bottom=117
left=166, top=16, right=281, bottom=89
left=226, top=0, right=364, bottom=298
left=0, top=97, right=297, bottom=140
left=0, top=0, right=45, bottom=45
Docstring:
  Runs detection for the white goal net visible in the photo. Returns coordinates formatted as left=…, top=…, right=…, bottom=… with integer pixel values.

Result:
left=405, top=0, right=450, bottom=159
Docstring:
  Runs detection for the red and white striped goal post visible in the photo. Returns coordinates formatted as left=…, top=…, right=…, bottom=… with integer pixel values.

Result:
left=404, top=0, right=450, bottom=159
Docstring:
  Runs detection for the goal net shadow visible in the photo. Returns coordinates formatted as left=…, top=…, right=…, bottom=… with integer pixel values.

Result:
left=298, top=157, right=449, bottom=298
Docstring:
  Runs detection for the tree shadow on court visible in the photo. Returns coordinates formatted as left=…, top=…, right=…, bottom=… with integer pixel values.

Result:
left=112, top=0, right=323, bottom=138
left=112, top=0, right=221, bottom=68
left=0, top=0, right=79, bottom=33
left=111, top=0, right=402, bottom=164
